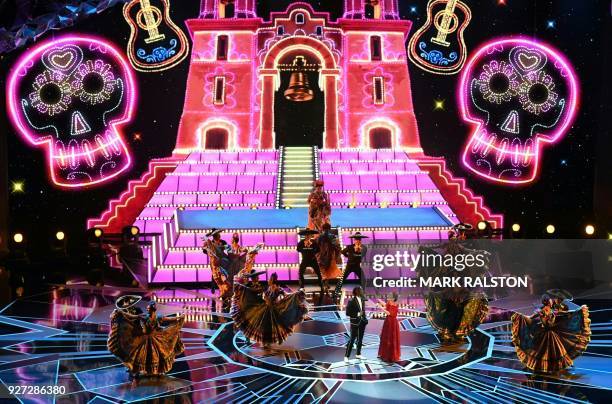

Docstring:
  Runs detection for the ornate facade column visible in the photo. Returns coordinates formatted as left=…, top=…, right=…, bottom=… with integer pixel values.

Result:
left=259, top=71, right=277, bottom=149
left=322, top=71, right=340, bottom=148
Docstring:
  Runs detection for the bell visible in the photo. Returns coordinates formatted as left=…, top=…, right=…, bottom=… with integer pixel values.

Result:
left=284, top=71, right=314, bottom=102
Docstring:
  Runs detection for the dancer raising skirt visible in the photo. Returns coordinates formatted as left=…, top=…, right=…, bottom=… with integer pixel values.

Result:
left=108, top=300, right=185, bottom=377
left=232, top=273, right=308, bottom=348
left=202, top=230, right=232, bottom=301
left=512, top=294, right=591, bottom=373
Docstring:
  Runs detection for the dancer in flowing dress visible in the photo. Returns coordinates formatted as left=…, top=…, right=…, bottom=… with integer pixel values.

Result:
left=202, top=228, right=232, bottom=301
left=377, top=292, right=401, bottom=362
left=417, top=230, right=489, bottom=342
left=316, top=223, right=342, bottom=290
left=511, top=295, right=591, bottom=373
left=227, top=232, right=248, bottom=281
left=307, top=180, right=331, bottom=231
left=231, top=273, right=308, bottom=348
left=108, top=300, right=185, bottom=377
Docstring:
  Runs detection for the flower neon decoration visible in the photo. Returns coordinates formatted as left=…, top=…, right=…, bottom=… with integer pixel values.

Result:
left=458, top=37, right=579, bottom=185
left=6, top=35, right=137, bottom=188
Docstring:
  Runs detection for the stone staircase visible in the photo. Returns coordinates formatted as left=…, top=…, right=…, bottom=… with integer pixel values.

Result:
left=278, top=146, right=315, bottom=208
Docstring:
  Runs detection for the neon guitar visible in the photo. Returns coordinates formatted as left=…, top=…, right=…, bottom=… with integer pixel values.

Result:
left=407, top=0, right=472, bottom=75
left=123, top=0, right=189, bottom=72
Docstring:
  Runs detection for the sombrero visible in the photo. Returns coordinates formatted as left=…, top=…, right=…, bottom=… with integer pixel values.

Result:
left=453, top=223, right=473, bottom=232
left=205, top=228, right=224, bottom=237
left=243, top=269, right=266, bottom=278
left=349, top=232, right=369, bottom=239
left=298, top=229, right=320, bottom=236
left=115, top=295, right=142, bottom=310
left=546, top=289, right=574, bottom=301
left=247, top=243, right=264, bottom=254
left=313, top=179, right=324, bottom=187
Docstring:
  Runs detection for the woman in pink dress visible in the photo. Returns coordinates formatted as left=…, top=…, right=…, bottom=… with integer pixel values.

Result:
left=378, top=292, right=401, bottom=362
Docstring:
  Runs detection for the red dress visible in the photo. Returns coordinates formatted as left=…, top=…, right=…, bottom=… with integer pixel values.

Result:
left=378, top=302, right=401, bottom=362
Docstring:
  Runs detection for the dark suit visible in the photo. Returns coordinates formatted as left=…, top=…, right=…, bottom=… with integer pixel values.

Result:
left=335, top=244, right=367, bottom=296
left=345, top=295, right=368, bottom=357
left=297, top=239, right=323, bottom=291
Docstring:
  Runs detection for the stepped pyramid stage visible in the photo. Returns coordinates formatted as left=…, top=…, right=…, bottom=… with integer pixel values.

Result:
left=88, top=3, right=502, bottom=284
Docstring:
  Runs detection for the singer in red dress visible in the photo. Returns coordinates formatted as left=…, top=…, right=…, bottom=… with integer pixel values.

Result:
left=377, top=292, right=401, bottom=362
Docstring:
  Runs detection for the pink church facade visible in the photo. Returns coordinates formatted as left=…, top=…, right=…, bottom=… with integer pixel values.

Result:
left=175, top=1, right=421, bottom=151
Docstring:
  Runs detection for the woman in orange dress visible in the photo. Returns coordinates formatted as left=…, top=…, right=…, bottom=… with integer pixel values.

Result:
left=316, top=223, right=342, bottom=289
left=378, top=292, right=401, bottom=362
left=307, top=180, right=331, bottom=231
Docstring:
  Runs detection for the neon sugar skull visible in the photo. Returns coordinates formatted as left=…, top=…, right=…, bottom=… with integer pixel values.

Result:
left=458, top=38, right=578, bottom=184
left=6, top=35, right=136, bottom=188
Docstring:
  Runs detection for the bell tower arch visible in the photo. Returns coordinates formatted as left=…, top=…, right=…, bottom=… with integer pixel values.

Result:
left=259, top=35, right=340, bottom=149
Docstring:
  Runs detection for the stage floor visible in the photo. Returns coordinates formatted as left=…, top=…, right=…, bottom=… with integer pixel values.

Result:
left=0, top=286, right=610, bottom=403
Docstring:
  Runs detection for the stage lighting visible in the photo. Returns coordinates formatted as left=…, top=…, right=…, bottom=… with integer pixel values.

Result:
left=56, top=231, right=65, bottom=241
left=13, top=233, right=23, bottom=243
left=585, top=225, right=595, bottom=236
left=94, top=228, right=103, bottom=238
left=511, top=223, right=521, bottom=232
left=130, top=226, right=139, bottom=236
left=546, top=225, right=555, bottom=234
left=477, top=221, right=488, bottom=231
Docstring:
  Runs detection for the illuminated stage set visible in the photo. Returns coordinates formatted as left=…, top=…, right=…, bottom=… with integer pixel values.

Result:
left=1, top=1, right=611, bottom=403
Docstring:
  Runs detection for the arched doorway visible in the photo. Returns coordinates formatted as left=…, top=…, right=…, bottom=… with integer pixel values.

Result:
left=369, top=127, right=393, bottom=149
left=260, top=35, right=340, bottom=149
left=204, top=128, right=229, bottom=149
left=274, top=55, right=324, bottom=148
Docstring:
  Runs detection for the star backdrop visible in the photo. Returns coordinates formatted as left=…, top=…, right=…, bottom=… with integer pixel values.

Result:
left=0, top=0, right=609, bottom=255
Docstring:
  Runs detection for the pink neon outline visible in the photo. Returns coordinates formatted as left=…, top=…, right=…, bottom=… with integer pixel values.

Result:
left=6, top=34, right=137, bottom=188
left=458, top=36, right=580, bottom=185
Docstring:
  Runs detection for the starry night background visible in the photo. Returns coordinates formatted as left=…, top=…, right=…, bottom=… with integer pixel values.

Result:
left=0, top=0, right=610, bottom=257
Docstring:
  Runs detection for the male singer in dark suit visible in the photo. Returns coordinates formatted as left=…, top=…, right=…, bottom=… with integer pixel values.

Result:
left=344, top=286, right=368, bottom=362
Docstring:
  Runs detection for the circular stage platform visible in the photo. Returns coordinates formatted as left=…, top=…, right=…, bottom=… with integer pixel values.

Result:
left=0, top=287, right=609, bottom=403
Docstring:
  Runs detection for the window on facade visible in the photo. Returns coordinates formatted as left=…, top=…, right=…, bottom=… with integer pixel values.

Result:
left=277, top=26, right=284, bottom=35
left=373, top=76, right=385, bottom=105
left=213, top=76, right=226, bottom=105
left=295, top=13, right=305, bottom=24
left=316, top=26, right=323, bottom=36
left=217, top=35, right=228, bottom=60
left=205, top=128, right=229, bottom=149
left=370, top=36, right=382, bottom=61
left=369, top=127, right=393, bottom=149
left=365, top=4, right=375, bottom=18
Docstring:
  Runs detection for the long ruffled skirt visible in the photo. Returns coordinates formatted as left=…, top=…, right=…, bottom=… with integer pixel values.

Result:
left=425, top=292, right=488, bottom=341
left=231, top=286, right=308, bottom=345
left=108, top=313, right=185, bottom=375
left=511, top=306, right=591, bottom=373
